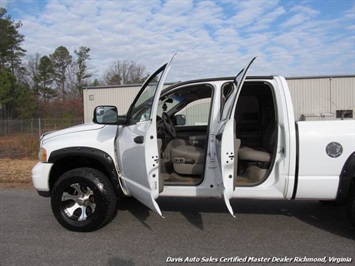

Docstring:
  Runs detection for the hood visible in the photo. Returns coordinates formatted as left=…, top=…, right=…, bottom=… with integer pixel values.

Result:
left=41, top=123, right=106, bottom=140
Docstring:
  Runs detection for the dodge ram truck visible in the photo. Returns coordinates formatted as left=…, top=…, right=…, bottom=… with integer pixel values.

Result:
left=32, top=57, right=355, bottom=231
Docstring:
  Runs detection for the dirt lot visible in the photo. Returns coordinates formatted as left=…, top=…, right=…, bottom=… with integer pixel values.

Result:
left=0, top=159, right=37, bottom=188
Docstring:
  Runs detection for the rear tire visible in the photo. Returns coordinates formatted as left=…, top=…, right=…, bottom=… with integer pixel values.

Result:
left=319, top=199, right=345, bottom=206
left=346, top=185, right=355, bottom=228
left=51, top=168, right=117, bottom=232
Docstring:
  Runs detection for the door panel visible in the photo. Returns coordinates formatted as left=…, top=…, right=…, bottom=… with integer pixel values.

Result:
left=216, top=57, right=256, bottom=216
left=216, top=118, right=236, bottom=217
left=119, top=120, right=162, bottom=215
left=117, top=55, right=175, bottom=216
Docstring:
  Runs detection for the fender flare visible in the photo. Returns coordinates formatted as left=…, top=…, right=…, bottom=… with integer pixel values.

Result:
left=48, top=147, right=123, bottom=196
left=337, top=152, right=355, bottom=201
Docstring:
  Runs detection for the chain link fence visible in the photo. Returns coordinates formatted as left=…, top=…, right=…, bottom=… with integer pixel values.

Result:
left=0, top=118, right=84, bottom=137
left=0, top=118, right=84, bottom=158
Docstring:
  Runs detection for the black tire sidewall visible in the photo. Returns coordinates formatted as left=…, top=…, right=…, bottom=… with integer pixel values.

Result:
left=346, top=186, right=355, bottom=228
left=51, top=168, right=115, bottom=232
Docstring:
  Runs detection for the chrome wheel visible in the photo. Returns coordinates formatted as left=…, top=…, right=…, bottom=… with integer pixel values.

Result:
left=61, top=183, right=96, bottom=221
left=51, top=168, right=117, bottom=232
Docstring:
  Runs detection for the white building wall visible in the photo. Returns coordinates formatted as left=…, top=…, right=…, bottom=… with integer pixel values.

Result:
left=330, top=77, right=355, bottom=115
left=287, top=76, right=355, bottom=120
left=83, top=85, right=141, bottom=123
left=83, top=76, right=354, bottom=123
left=287, top=78, right=331, bottom=120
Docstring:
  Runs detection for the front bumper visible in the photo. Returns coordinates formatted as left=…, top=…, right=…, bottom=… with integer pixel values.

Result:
left=31, top=162, right=53, bottom=197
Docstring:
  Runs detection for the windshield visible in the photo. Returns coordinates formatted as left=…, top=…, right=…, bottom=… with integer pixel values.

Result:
left=157, top=95, right=182, bottom=116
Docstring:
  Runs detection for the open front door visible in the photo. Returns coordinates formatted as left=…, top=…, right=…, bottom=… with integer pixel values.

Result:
left=117, top=55, right=175, bottom=216
left=215, top=57, right=256, bottom=217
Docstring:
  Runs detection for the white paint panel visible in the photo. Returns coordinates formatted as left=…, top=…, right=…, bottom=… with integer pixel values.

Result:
left=296, top=176, right=339, bottom=199
left=296, top=120, right=355, bottom=199
left=32, top=162, right=53, bottom=192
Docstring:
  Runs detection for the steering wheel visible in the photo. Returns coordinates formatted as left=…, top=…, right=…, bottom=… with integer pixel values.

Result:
left=162, top=112, right=176, bottom=138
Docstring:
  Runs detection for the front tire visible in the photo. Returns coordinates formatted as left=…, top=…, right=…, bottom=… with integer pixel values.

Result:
left=51, top=168, right=117, bottom=232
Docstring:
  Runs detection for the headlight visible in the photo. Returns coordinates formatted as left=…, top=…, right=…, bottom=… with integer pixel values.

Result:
left=38, top=148, right=47, bottom=162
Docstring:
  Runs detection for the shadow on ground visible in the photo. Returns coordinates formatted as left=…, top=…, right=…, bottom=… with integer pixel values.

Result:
left=117, top=196, right=354, bottom=240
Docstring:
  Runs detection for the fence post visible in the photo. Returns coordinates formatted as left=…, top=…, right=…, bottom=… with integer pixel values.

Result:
left=38, top=118, right=41, bottom=138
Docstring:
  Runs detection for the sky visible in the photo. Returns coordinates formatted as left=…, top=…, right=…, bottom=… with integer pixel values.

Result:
left=1, top=0, right=355, bottom=82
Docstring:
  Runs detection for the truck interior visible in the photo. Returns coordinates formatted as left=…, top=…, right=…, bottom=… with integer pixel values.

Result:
left=158, top=83, right=212, bottom=186
left=157, top=80, right=278, bottom=187
left=234, top=81, right=278, bottom=186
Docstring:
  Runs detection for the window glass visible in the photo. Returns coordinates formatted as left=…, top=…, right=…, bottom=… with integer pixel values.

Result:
left=220, top=82, right=234, bottom=119
left=336, top=110, right=353, bottom=119
left=157, top=84, right=213, bottom=126
left=176, top=98, right=211, bottom=126
left=128, top=71, right=163, bottom=124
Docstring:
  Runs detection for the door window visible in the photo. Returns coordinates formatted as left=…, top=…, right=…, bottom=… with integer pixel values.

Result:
left=221, top=82, right=234, bottom=115
left=127, top=70, right=164, bottom=125
left=157, top=84, right=213, bottom=127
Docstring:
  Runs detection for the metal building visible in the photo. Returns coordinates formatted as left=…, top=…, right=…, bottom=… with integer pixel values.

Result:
left=83, top=75, right=354, bottom=123
left=84, top=84, right=141, bottom=123
left=287, top=75, right=354, bottom=120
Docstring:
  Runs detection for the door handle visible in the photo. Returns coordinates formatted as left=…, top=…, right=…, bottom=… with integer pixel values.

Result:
left=134, top=136, right=144, bottom=144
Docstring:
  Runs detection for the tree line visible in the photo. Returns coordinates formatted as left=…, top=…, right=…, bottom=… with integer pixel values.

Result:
left=0, top=7, right=148, bottom=120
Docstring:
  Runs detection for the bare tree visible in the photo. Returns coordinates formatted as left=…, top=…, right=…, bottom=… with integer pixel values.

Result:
left=103, top=60, right=147, bottom=85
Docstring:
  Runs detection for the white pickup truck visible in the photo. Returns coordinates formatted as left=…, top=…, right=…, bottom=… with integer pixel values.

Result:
left=32, top=57, right=355, bottom=232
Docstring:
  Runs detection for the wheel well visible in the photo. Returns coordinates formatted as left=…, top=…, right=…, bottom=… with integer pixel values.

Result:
left=337, top=152, right=355, bottom=202
left=49, top=156, right=121, bottom=196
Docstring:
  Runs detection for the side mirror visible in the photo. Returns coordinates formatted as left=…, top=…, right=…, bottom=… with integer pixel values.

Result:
left=93, top=106, right=125, bottom=125
left=174, top=114, right=186, bottom=126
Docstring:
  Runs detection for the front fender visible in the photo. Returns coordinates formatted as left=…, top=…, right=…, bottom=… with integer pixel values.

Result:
left=48, top=147, right=123, bottom=196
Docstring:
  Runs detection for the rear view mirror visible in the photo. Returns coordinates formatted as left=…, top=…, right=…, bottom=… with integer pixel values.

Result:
left=174, top=114, right=186, bottom=126
left=93, top=106, right=120, bottom=124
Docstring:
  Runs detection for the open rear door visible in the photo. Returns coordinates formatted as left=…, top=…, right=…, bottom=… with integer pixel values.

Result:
left=117, top=55, right=175, bottom=216
left=215, top=57, right=256, bottom=217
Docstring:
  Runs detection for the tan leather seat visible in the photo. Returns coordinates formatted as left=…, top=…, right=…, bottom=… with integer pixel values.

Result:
left=238, top=120, right=276, bottom=164
left=168, top=139, right=205, bottom=175
left=237, top=121, right=277, bottom=182
left=238, top=146, right=271, bottom=182
left=238, top=147, right=271, bottom=163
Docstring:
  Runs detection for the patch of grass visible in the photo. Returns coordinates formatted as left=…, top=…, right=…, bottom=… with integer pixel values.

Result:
left=0, top=135, right=39, bottom=187
left=0, top=158, right=37, bottom=186
left=0, top=134, right=39, bottom=159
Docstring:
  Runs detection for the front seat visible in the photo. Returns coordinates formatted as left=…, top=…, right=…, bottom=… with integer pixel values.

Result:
left=168, top=139, right=205, bottom=176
